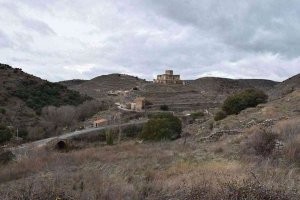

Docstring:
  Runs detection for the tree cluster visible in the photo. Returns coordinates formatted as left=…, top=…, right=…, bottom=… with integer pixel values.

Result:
left=12, top=81, right=91, bottom=114
left=140, top=113, right=182, bottom=140
left=215, top=89, right=268, bottom=121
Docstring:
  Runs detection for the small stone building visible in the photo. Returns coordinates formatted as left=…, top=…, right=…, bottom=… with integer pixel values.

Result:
left=154, top=70, right=183, bottom=84
left=93, top=118, right=109, bottom=127
left=135, top=97, right=146, bottom=111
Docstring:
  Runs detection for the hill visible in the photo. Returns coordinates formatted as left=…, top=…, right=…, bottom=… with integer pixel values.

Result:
left=184, top=74, right=300, bottom=140
left=0, top=63, right=91, bottom=129
left=268, top=73, right=300, bottom=99
left=66, top=74, right=147, bottom=99
left=63, top=74, right=277, bottom=111
left=58, top=79, right=87, bottom=87
left=189, top=77, right=277, bottom=93
left=137, top=77, right=277, bottom=110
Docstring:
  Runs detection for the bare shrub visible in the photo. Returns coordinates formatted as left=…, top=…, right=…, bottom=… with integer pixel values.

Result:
left=41, top=105, right=76, bottom=128
left=27, top=126, right=46, bottom=141
left=243, top=128, right=278, bottom=157
left=2, top=179, right=77, bottom=200
left=36, top=100, right=110, bottom=138
left=76, top=100, right=111, bottom=121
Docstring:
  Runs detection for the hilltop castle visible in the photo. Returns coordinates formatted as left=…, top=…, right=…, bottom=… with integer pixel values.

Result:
left=154, top=70, right=183, bottom=84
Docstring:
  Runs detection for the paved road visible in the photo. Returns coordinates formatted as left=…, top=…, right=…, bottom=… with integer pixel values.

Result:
left=7, top=120, right=147, bottom=159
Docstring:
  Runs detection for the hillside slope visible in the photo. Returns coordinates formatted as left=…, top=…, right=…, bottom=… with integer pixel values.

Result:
left=0, top=63, right=90, bottom=128
left=268, top=73, right=300, bottom=99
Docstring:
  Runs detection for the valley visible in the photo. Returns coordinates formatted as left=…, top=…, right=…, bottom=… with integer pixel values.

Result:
left=0, top=64, right=299, bottom=200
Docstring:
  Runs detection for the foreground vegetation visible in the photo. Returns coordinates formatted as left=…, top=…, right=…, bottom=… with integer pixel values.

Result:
left=1, top=129, right=300, bottom=200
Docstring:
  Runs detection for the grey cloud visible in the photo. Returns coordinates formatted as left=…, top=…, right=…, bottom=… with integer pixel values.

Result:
left=141, top=0, right=300, bottom=58
left=0, top=0, right=299, bottom=82
left=22, top=19, right=56, bottom=36
left=0, top=31, right=13, bottom=48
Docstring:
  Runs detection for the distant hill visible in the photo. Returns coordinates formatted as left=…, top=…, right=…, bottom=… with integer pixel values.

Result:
left=58, top=79, right=87, bottom=87
left=188, top=77, right=277, bottom=99
left=0, top=63, right=91, bottom=128
left=65, top=74, right=147, bottom=99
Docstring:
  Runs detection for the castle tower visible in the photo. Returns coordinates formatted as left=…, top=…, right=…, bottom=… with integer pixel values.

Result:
left=154, top=69, right=183, bottom=84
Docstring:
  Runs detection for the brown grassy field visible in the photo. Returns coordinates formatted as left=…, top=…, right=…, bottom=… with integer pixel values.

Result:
left=1, top=121, right=300, bottom=200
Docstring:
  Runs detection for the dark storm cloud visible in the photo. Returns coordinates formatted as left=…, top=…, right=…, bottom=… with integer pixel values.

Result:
left=0, top=0, right=299, bottom=81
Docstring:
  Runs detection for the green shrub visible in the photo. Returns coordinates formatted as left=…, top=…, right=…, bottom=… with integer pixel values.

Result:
left=18, top=129, right=28, bottom=139
left=106, top=130, right=114, bottom=145
left=0, top=108, right=6, bottom=114
left=0, top=151, right=15, bottom=165
left=0, top=125, right=13, bottom=143
left=190, top=112, right=204, bottom=120
left=214, top=111, right=227, bottom=121
left=140, top=113, right=182, bottom=140
left=122, top=124, right=143, bottom=138
left=222, top=89, right=268, bottom=115
left=160, top=105, right=169, bottom=111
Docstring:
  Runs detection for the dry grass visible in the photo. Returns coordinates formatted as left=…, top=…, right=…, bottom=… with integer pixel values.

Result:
left=261, top=106, right=279, bottom=118
left=2, top=157, right=299, bottom=199
left=284, top=136, right=300, bottom=164
left=0, top=141, right=244, bottom=199
left=2, top=121, right=300, bottom=199
left=274, top=118, right=300, bottom=165
left=275, top=118, right=300, bottom=140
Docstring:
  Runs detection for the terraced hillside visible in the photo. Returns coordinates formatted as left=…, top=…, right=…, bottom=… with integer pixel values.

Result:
left=139, top=78, right=277, bottom=110
left=63, top=75, right=278, bottom=111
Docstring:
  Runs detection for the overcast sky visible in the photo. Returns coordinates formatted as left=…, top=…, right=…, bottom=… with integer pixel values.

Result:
left=1, top=0, right=300, bottom=82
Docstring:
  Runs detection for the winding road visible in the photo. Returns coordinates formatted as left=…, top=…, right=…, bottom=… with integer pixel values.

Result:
left=7, top=120, right=147, bottom=159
